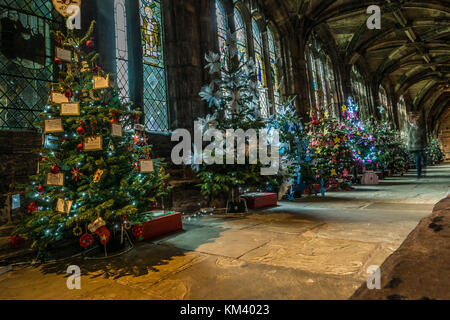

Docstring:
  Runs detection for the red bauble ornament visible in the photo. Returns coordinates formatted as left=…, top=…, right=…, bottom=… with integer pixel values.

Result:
left=54, top=57, right=62, bottom=65
left=77, top=126, right=86, bottom=135
left=77, top=143, right=84, bottom=152
left=312, top=120, right=321, bottom=126
left=80, top=233, right=94, bottom=248
left=10, top=235, right=23, bottom=248
left=28, top=202, right=38, bottom=214
left=132, top=225, right=145, bottom=241
left=50, top=164, right=60, bottom=174
left=37, top=185, right=45, bottom=194
left=110, top=119, right=118, bottom=124
left=86, top=40, right=94, bottom=47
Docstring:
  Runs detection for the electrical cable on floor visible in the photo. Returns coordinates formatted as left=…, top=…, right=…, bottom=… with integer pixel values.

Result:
left=1, top=231, right=136, bottom=267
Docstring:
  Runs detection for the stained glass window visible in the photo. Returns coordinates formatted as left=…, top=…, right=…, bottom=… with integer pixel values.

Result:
left=234, top=9, right=247, bottom=62
left=114, top=0, right=129, bottom=102
left=140, top=0, right=168, bottom=132
left=398, top=95, right=408, bottom=132
left=267, top=28, right=280, bottom=109
left=252, top=19, right=269, bottom=117
left=351, top=65, right=369, bottom=120
left=307, top=38, right=338, bottom=117
left=0, top=1, right=62, bottom=129
left=378, top=85, right=392, bottom=121
left=215, top=0, right=227, bottom=67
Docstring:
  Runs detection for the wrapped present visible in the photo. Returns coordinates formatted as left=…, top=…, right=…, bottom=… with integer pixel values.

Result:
left=241, top=193, right=277, bottom=209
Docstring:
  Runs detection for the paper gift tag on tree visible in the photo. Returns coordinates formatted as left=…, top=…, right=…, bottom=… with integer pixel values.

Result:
left=88, top=217, right=106, bottom=233
left=60, top=102, right=80, bottom=116
left=55, top=47, right=72, bottom=62
left=140, top=159, right=154, bottom=173
left=46, top=172, right=65, bottom=186
left=44, top=119, right=64, bottom=133
left=83, top=136, right=102, bottom=151
left=56, top=198, right=73, bottom=214
left=93, top=74, right=110, bottom=89
left=51, top=92, right=69, bottom=104
left=111, top=123, right=122, bottom=137
left=12, top=194, right=21, bottom=210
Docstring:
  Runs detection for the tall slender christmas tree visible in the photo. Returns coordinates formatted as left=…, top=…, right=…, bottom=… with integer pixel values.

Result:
left=195, top=44, right=278, bottom=203
left=14, top=22, right=170, bottom=259
left=342, top=97, right=378, bottom=171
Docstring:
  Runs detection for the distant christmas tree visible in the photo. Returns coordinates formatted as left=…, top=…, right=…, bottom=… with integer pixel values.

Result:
left=365, top=116, right=409, bottom=175
left=425, top=136, right=444, bottom=165
left=268, top=98, right=313, bottom=198
left=14, top=22, right=170, bottom=260
left=195, top=46, right=278, bottom=203
left=342, top=97, right=378, bottom=171
left=307, top=105, right=354, bottom=192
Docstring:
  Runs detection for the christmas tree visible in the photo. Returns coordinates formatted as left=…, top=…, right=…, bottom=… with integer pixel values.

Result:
left=13, top=22, right=170, bottom=259
left=195, top=47, right=278, bottom=204
left=365, top=117, right=409, bottom=175
left=425, top=136, right=444, bottom=165
left=268, top=98, right=313, bottom=199
left=342, top=97, right=378, bottom=171
left=307, top=105, right=354, bottom=193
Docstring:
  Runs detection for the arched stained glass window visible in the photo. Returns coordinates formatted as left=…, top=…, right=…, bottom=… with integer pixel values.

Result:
left=267, top=27, right=280, bottom=108
left=378, top=85, right=390, bottom=121
left=0, top=1, right=63, bottom=129
left=307, top=37, right=339, bottom=117
left=351, top=65, right=370, bottom=120
left=234, top=9, right=247, bottom=62
left=215, top=0, right=227, bottom=66
left=140, top=0, right=168, bottom=132
left=252, top=19, right=269, bottom=117
left=114, top=0, right=129, bottom=102
left=398, top=95, right=408, bottom=132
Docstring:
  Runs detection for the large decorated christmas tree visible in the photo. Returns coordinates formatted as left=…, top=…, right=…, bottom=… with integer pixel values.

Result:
left=13, top=23, right=170, bottom=259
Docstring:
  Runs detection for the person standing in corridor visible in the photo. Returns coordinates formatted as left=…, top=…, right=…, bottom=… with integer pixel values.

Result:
left=407, top=112, right=427, bottom=178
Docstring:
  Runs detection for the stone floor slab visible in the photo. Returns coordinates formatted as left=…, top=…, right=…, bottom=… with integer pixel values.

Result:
left=146, top=255, right=362, bottom=300
left=240, top=235, right=379, bottom=277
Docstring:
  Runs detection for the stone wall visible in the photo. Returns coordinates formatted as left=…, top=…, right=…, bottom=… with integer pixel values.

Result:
left=437, top=109, right=450, bottom=161
left=0, top=130, right=41, bottom=188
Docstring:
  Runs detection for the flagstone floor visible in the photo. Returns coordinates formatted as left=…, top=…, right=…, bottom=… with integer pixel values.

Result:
left=0, top=164, right=449, bottom=300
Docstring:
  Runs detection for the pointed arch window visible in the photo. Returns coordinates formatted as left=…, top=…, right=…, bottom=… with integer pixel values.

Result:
left=267, top=27, right=280, bottom=108
left=252, top=19, right=269, bottom=117
left=114, top=0, right=129, bottom=102
left=140, top=0, right=168, bottom=132
left=0, top=1, right=63, bottom=129
left=351, top=65, right=370, bottom=120
left=378, top=85, right=391, bottom=121
left=234, top=8, right=247, bottom=62
left=307, top=38, right=338, bottom=117
left=215, top=0, right=227, bottom=66
left=398, top=95, right=408, bottom=132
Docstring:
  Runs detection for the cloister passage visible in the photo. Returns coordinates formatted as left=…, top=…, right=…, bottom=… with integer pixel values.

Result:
left=1, top=164, right=448, bottom=300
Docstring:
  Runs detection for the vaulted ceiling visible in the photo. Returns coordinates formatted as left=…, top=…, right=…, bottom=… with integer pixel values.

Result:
left=258, top=0, right=450, bottom=130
